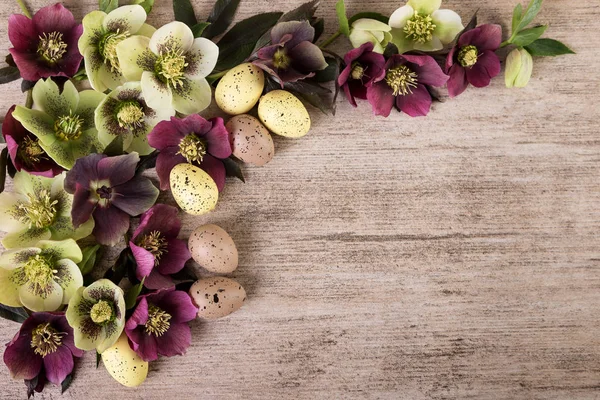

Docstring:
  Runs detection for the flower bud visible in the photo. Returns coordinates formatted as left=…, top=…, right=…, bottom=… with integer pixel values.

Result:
left=505, top=48, right=533, bottom=88
left=349, top=18, right=392, bottom=54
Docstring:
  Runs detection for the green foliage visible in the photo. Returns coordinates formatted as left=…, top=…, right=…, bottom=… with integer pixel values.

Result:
left=202, top=0, right=241, bottom=39
left=525, top=38, right=575, bottom=56
left=173, top=0, right=198, bottom=28
left=511, top=25, right=547, bottom=47
left=99, top=0, right=118, bottom=13
left=336, top=0, right=350, bottom=36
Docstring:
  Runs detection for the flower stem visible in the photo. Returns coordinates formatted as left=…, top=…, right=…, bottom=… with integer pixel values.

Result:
left=25, top=90, right=33, bottom=109
left=319, top=31, right=342, bottom=49
left=500, top=40, right=511, bottom=48
left=15, top=0, right=32, bottom=18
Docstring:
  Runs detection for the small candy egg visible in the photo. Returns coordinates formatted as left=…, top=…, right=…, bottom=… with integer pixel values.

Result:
left=257, top=90, right=311, bottom=138
left=226, top=114, right=274, bottom=166
left=189, top=224, right=238, bottom=273
left=101, top=333, right=148, bottom=387
left=170, top=163, right=218, bottom=216
left=216, top=63, right=265, bottom=115
left=189, top=277, right=246, bottom=320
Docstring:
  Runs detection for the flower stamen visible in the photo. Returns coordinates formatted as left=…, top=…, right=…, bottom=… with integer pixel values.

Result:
left=351, top=62, right=365, bottom=80
left=18, top=136, right=48, bottom=167
left=117, top=102, right=145, bottom=129
left=139, top=231, right=168, bottom=265
left=156, top=48, right=188, bottom=88
left=458, top=45, right=479, bottom=67
left=144, top=303, right=171, bottom=337
left=54, top=112, right=84, bottom=141
left=385, top=65, right=418, bottom=96
left=20, top=255, right=56, bottom=298
left=273, top=49, right=291, bottom=70
left=403, top=12, right=437, bottom=44
left=90, top=300, right=114, bottom=325
left=37, top=31, right=68, bottom=64
left=177, top=134, right=207, bottom=164
left=99, top=29, right=130, bottom=73
left=17, top=189, right=58, bottom=229
left=30, top=322, right=65, bottom=357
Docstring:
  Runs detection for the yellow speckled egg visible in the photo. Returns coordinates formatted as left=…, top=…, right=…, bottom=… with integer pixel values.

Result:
left=102, top=333, right=148, bottom=387
left=226, top=114, right=274, bottom=166
left=189, top=224, right=238, bottom=273
left=170, top=163, right=218, bottom=216
left=189, top=277, right=246, bottom=320
left=216, top=63, right=265, bottom=115
left=258, top=90, right=311, bottom=138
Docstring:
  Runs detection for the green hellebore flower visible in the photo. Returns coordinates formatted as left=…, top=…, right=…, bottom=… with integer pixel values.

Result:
left=349, top=19, right=392, bottom=54
left=0, top=239, right=83, bottom=312
left=12, top=79, right=106, bottom=170
left=66, top=279, right=126, bottom=353
left=0, top=171, right=94, bottom=249
left=505, top=47, right=533, bottom=88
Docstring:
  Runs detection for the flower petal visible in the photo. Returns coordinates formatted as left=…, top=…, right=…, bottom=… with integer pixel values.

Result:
left=11, top=107, right=55, bottom=145
left=402, top=54, right=449, bottom=87
left=144, top=269, right=174, bottom=290
left=157, top=290, right=197, bottom=323
left=131, top=242, right=156, bottom=279
left=97, top=152, right=139, bottom=186
left=431, top=9, right=464, bottom=44
left=116, top=35, right=154, bottom=81
left=350, top=29, right=384, bottom=53
left=19, top=280, right=63, bottom=312
left=32, top=79, right=78, bottom=120
left=126, top=296, right=149, bottom=330
left=33, top=3, right=77, bottom=34
left=171, top=77, right=212, bottom=115
left=460, top=24, right=502, bottom=51
left=72, top=318, right=105, bottom=351
left=271, top=21, right=314, bottom=47
left=92, top=206, right=131, bottom=246
left=389, top=28, right=413, bottom=54
left=71, top=185, right=97, bottom=228
left=0, top=247, right=41, bottom=270
left=155, top=322, right=191, bottom=357
left=79, top=11, right=105, bottom=54
left=447, top=64, right=468, bottom=98
left=2, top=228, right=52, bottom=250
left=150, top=21, right=194, bottom=54
left=43, top=346, right=74, bottom=385
left=204, top=118, right=232, bottom=159
left=289, top=41, right=328, bottom=71
left=184, top=37, right=219, bottom=80
left=8, top=14, right=36, bottom=50
left=97, top=320, right=124, bottom=353
left=407, top=0, right=441, bottom=15
left=134, top=203, right=181, bottom=239
left=141, top=71, right=173, bottom=111
left=103, top=5, right=147, bottom=34
left=366, top=81, right=395, bottom=117
left=127, top=135, right=154, bottom=156
left=157, top=239, right=190, bottom=275
left=154, top=148, right=186, bottom=191
left=466, top=50, right=501, bottom=88
left=389, top=5, right=414, bottom=29
left=413, top=36, right=443, bottom=52
left=0, top=267, right=22, bottom=307
left=54, top=259, right=84, bottom=304
left=127, top=327, right=158, bottom=361
left=3, top=331, right=41, bottom=380
left=0, top=191, right=30, bottom=232
left=396, top=83, right=432, bottom=117
left=112, top=176, right=159, bottom=216
left=200, top=155, right=226, bottom=192
left=38, top=238, right=82, bottom=263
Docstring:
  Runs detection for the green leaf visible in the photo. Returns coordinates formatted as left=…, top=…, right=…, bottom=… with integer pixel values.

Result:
left=103, top=135, right=124, bottom=156
left=525, top=38, right=575, bottom=56
left=312, top=18, right=325, bottom=43
left=61, top=374, right=73, bottom=394
left=0, top=147, right=7, bottom=194
left=96, top=351, right=101, bottom=368
left=286, top=80, right=333, bottom=115
left=511, top=25, right=547, bottom=47
left=173, top=0, right=198, bottom=28
left=336, top=0, right=350, bottom=36
left=125, top=278, right=145, bottom=310
left=5, top=54, right=15, bottom=67
left=517, top=0, right=543, bottom=32
left=0, top=304, right=28, bottom=323
left=314, top=57, right=338, bottom=82
left=348, top=12, right=389, bottom=25
left=78, top=245, right=101, bottom=276
left=279, top=0, right=319, bottom=22
left=99, top=0, right=118, bottom=13
left=131, top=0, right=155, bottom=14
left=192, top=22, right=211, bottom=38
left=223, top=157, right=245, bottom=183
left=201, top=0, right=241, bottom=39
left=104, top=247, right=132, bottom=285
left=0, top=66, right=20, bottom=85
left=512, top=3, right=523, bottom=34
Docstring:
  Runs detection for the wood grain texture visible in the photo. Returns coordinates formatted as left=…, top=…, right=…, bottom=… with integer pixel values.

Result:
left=0, top=0, right=599, bottom=399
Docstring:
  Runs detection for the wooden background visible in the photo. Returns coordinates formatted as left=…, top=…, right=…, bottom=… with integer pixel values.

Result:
left=1, top=0, right=599, bottom=398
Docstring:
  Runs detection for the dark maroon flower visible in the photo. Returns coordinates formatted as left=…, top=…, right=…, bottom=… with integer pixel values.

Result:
left=3, top=312, right=83, bottom=388
left=125, top=288, right=198, bottom=361
left=64, top=152, right=159, bottom=246
left=367, top=54, right=449, bottom=118
left=338, top=42, right=386, bottom=107
left=8, top=3, right=83, bottom=81
left=253, top=21, right=328, bottom=84
left=147, top=115, right=231, bottom=192
left=130, top=204, right=191, bottom=290
left=445, top=24, right=502, bottom=98
left=2, top=105, right=63, bottom=177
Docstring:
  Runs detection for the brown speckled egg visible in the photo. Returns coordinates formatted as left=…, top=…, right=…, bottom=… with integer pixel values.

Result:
left=170, top=163, right=218, bottom=215
left=258, top=90, right=311, bottom=138
left=189, top=277, right=246, bottom=320
left=189, top=224, right=238, bottom=273
left=226, top=114, right=274, bottom=166
left=215, top=63, right=265, bottom=115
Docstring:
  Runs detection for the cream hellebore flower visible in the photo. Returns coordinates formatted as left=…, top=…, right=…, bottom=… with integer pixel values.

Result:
left=349, top=19, right=393, bottom=54
left=505, top=48, right=533, bottom=88
left=389, top=0, right=463, bottom=53
left=116, top=21, right=219, bottom=115
left=0, top=239, right=83, bottom=312
left=0, top=172, right=94, bottom=249
left=78, top=5, right=156, bottom=92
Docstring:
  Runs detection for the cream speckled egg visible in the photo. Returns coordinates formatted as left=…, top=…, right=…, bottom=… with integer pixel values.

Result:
left=189, top=224, right=238, bottom=273
left=216, top=63, right=265, bottom=115
left=170, top=163, right=218, bottom=216
left=226, top=114, right=274, bottom=166
left=102, top=333, right=148, bottom=387
left=257, top=90, right=311, bottom=138
left=189, top=277, right=246, bottom=320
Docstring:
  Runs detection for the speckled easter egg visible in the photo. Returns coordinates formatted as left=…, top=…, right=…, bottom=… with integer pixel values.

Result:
left=216, top=63, right=265, bottom=115
left=189, top=277, right=246, bottom=320
left=102, top=333, right=148, bottom=387
left=257, top=90, right=311, bottom=138
left=170, top=163, right=218, bottom=215
left=189, top=224, right=238, bottom=273
left=226, top=114, right=274, bottom=166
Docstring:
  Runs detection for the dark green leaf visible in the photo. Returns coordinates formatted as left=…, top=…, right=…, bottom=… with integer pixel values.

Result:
left=132, top=0, right=155, bottom=14
left=525, top=38, right=575, bottom=56
left=348, top=12, right=389, bottom=25
left=512, top=3, right=523, bottom=34
left=517, top=0, right=543, bottom=32
left=0, top=66, right=20, bottom=85
left=0, top=304, right=28, bottom=323
left=78, top=245, right=101, bottom=276
left=7, top=155, right=16, bottom=178
left=192, top=22, right=211, bottom=38
left=0, top=147, right=7, bottom=194
left=25, top=374, right=40, bottom=399
left=21, top=79, right=35, bottom=92
left=336, top=0, right=350, bottom=36
left=136, top=150, right=158, bottom=174
left=103, top=135, right=124, bottom=156
left=99, top=0, right=118, bottom=13
left=173, top=0, right=198, bottom=28
left=202, top=0, right=241, bottom=39
left=383, top=42, right=399, bottom=58
left=312, top=18, right=325, bottom=43
left=279, top=0, right=319, bottom=22
left=61, top=374, right=73, bottom=394
left=287, top=80, right=333, bottom=115
left=5, top=54, right=15, bottom=67
left=223, top=157, right=245, bottom=183
left=314, top=57, right=338, bottom=82
left=104, top=248, right=132, bottom=285
left=96, top=351, right=101, bottom=368
left=125, top=278, right=145, bottom=309
left=511, top=25, right=547, bottom=47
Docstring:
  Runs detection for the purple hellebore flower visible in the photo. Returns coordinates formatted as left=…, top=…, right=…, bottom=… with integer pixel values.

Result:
left=125, top=288, right=198, bottom=361
left=367, top=54, right=449, bottom=118
left=8, top=3, right=83, bottom=81
left=64, top=152, right=159, bottom=246
left=446, top=24, right=502, bottom=98
left=338, top=42, right=386, bottom=107
left=147, top=115, right=232, bottom=192
left=254, top=20, right=328, bottom=84
left=130, top=204, right=191, bottom=289
left=2, top=105, right=63, bottom=177
left=3, top=312, right=83, bottom=387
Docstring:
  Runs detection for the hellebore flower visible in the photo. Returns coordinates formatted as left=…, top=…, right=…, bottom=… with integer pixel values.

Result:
left=389, top=0, right=463, bottom=53
left=12, top=79, right=106, bottom=170
left=64, top=152, right=159, bottom=246
left=0, top=171, right=94, bottom=249
left=505, top=47, right=533, bottom=88
left=349, top=19, right=392, bottom=54
left=78, top=5, right=155, bottom=92
left=254, top=21, right=328, bottom=84
left=147, top=115, right=231, bottom=192
left=367, top=54, right=449, bottom=117
left=66, top=279, right=126, bottom=353
left=96, top=82, right=176, bottom=155
left=130, top=204, right=191, bottom=289
left=446, top=24, right=502, bottom=97
left=8, top=3, right=83, bottom=81
left=125, top=288, right=198, bottom=361
left=2, top=105, right=63, bottom=177
left=3, top=312, right=83, bottom=386
left=338, top=42, right=386, bottom=107
left=0, top=239, right=83, bottom=312
left=116, top=21, right=218, bottom=115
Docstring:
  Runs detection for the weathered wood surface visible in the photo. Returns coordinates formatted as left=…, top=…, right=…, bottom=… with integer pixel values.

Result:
left=0, top=0, right=599, bottom=398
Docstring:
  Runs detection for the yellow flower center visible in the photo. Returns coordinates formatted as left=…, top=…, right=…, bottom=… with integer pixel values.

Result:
left=139, top=231, right=168, bottom=265
left=458, top=45, right=479, bottom=67
left=30, top=322, right=65, bottom=357
left=100, top=29, right=130, bottom=73
left=144, top=303, right=171, bottom=337
left=17, top=189, right=58, bottom=229
left=90, top=300, right=114, bottom=325
left=403, top=12, right=437, bottom=44
left=54, top=112, right=84, bottom=141
left=177, top=134, right=207, bottom=164
left=272, top=48, right=291, bottom=70
left=156, top=48, right=188, bottom=88
left=18, top=136, right=48, bottom=167
left=37, top=31, right=68, bottom=64
left=21, top=254, right=56, bottom=298
left=385, top=65, right=418, bottom=96
left=351, top=62, right=365, bottom=80
left=117, top=102, right=145, bottom=129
